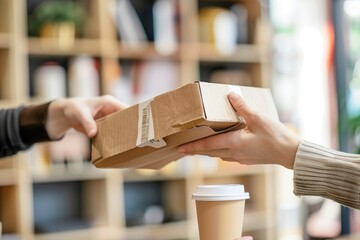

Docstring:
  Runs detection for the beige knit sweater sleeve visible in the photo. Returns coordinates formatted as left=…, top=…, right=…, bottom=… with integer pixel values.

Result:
left=293, top=140, right=360, bottom=209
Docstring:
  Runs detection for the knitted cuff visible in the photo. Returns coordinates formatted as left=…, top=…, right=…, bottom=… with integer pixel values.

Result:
left=293, top=140, right=360, bottom=209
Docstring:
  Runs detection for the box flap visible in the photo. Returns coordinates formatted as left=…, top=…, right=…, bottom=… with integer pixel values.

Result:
left=199, top=81, right=240, bottom=122
left=239, top=86, right=279, bottom=120
left=199, top=81, right=279, bottom=123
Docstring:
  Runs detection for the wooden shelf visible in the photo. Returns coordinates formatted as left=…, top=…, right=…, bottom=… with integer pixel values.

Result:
left=0, top=100, right=13, bottom=108
left=28, top=39, right=183, bottom=59
left=34, top=226, right=118, bottom=240
left=28, top=38, right=102, bottom=56
left=335, top=233, right=360, bottom=240
left=118, top=42, right=181, bottom=60
left=122, top=169, right=187, bottom=182
left=0, top=168, right=16, bottom=186
left=122, top=164, right=269, bottom=182
left=2, top=233, right=21, bottom=240
left=33, top=222, right=198, bottom=240
left=122, top=220, right=198, bottom=240
left=32, top=163, right=107, bottom=183
left=198, top=43, right=267, bottom=63
left=0, top=33, right=10, bottom=48
left=203, top=165, right=270, bottom=178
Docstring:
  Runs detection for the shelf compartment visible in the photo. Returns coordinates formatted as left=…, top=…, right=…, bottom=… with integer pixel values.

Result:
left=199, top=61, right=264, bottom=87
left=26, top=0, right=101, bottom=39
left=32, top=163, right=107, bottom=183
left=28, top=55, right=101, bottom=98
left=28, top=38, right=102, bottom=56
left=32, top=179, right=108, bottom=234
left=123, top=179, right=187, bottom=227
left=197, top=0, right=261, bottom=45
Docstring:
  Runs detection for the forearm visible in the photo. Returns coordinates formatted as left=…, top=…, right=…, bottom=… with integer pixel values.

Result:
left=293, top=140, right=360, bottom=209
left=0, top=106, right=30, bottom=157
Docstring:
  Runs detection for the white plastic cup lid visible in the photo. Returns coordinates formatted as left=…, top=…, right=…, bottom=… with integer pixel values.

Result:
left=192, top=184, right=250, bottom=201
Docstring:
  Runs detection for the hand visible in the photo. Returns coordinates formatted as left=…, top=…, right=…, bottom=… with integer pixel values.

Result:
left=45, top=95, right=127, bottom=139
left=178, top=92, right=300, bottom=169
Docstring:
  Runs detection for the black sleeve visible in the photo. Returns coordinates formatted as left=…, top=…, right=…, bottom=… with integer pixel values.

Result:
left=19, top=102, right=52, bottom=145
left=0, top=106, right=31, bottom=157
left=0, top=102, right=52, bottom=158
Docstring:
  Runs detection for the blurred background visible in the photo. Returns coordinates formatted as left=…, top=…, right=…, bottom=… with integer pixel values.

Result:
left=0, top=0, right=360, bottom=239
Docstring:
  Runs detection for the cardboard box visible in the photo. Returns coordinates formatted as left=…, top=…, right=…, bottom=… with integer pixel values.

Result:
left=91, top=82, right=278, bottom=169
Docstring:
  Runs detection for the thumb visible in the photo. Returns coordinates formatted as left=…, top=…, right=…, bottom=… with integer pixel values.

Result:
left=227, top=92, right=256, bottom=124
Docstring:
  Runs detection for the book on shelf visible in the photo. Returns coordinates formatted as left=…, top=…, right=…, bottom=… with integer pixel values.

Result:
left=109, top=0, right=148, bottom=47
left=109, top=60, right=179, bottom=105
left=134, top=60, right=179, bottom=103
left=153, top=0, right=178, bottom=55
left=68, top=56, right=100, bottom=98
left=33, top=62, right=66, bottom=100
left=199, top=7, right=238, bottom=55
left=231, top=4, right=248, bottom=44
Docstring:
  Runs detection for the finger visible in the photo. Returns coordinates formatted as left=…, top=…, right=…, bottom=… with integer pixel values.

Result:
left=94, top=95, right=128, bottom=119
left=178, top=131, right=237, bottom=153
left=70, top=105, right=98, bottom=138
left=184, top=149, right=235, bottom=160
left=228, top=92, right=257, bottom=125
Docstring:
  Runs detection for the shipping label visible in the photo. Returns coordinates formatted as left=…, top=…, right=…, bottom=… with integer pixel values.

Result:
left=136, top=99, right=166, bottom=148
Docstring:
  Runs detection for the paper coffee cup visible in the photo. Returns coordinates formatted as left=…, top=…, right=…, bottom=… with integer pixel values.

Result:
left=192, top=184, right=250, bottom=240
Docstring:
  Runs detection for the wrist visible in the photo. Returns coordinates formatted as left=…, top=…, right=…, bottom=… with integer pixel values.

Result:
left=45, top=100, right=69, bottom=140
left=282, top=138, right=300, bottom=169
left=19, top=102, right=52, bottom=144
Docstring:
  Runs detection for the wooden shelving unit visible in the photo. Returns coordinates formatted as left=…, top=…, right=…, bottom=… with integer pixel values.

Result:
left=0, top=0, right=276, bottom=239
left=27, top=38, right=103, bottom=56
left=0, top=33, right=10, bottom=48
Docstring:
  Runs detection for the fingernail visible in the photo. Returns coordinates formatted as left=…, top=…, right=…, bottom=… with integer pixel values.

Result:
left=228, top=92, right=239, bottom=100
left=87, top=127, right=97, bottom=138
